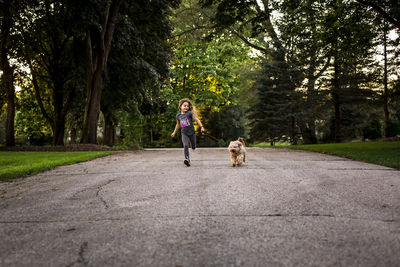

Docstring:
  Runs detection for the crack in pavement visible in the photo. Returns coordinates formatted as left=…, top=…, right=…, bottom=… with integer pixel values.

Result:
left=66, top=241, right=89, bottom=267
left=0, top=214, right=397, bottom=224
left=327, top=168, right=395, bottom=171
left=39, top=172, right=146, bottom=176
left=95, top=180, right=115, bottom=209
left=68, top=179, right=116, bottom=209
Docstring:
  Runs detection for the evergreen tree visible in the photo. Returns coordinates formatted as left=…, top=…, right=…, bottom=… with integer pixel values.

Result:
left=322, top=0, right=378, bottom=142
left=248, top=52, right=301, bottom=145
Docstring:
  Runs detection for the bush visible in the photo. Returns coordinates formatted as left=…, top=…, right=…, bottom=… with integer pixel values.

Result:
left=363, top=120, right=382, bottom=140
left=387, top=120, right=400, bottom=137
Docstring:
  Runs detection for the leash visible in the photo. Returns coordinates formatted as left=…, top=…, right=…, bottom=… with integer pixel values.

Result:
left=201, top=132, right=219, bottom=142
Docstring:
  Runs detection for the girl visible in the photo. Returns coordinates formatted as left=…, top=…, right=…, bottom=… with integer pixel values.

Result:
left=171, top=98, right=205, bottom=167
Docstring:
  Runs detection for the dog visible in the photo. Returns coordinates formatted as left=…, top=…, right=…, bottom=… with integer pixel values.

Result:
left=228, top=137, right=246, bottom=167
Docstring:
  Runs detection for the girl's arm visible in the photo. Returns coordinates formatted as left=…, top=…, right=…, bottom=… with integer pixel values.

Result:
left=192, top=113, right=206, bottom=134
left=171, top=120, right=180, bottom=137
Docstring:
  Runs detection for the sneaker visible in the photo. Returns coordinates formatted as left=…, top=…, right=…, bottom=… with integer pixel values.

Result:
left=184, top=159, right=191, bottom=167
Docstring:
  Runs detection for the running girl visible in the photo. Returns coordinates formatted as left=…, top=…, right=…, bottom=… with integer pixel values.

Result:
left=171, top=98, right=205, bottom=167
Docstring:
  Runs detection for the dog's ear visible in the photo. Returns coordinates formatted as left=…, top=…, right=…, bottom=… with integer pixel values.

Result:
left=238, top=137, right=245, bottom=145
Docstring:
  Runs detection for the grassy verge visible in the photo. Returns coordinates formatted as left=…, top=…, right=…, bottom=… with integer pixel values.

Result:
left=286, top=141, right=399, bottom=169
left=0, top=151, right=113, bottom=182
left=251, top=141, right=291, bottom=147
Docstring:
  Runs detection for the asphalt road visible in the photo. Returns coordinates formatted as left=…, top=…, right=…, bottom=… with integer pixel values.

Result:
left=0, top=147, right=399, bottom=266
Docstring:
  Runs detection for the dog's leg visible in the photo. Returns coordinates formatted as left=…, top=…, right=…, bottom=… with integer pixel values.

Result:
left=236, top=155, right=243, bottom=166
left=230, top=153, right=236, bottom=167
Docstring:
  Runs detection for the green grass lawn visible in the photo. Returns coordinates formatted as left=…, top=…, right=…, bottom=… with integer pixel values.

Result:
left=282, top=141, right=399, bottom=169
left=251, top=141, right=291, bottom=147
left=0, top=151, right=113, bottom=182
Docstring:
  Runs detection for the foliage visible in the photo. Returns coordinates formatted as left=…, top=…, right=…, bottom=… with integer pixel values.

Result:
left=0, top=151, right=113, bottom=181
left=17, top=0, right=85, bottom=145
left=247, top=54, right=301, bottom=144
left=1, top=0, right=399, bottom=148
left=100, top=0, right=178, bottom=146
left=362, top=119, right=382, bottom=140
left=14, top=87, right=53, bottom=145
left=162, top=0, right=255, bottom=146
left=355, top=0, right=400, bottom=31
left=195, top=104, right=247, bottom=147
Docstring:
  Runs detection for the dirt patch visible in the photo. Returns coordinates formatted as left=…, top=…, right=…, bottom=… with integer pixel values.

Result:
left=0, top=144, right=120, bottom=152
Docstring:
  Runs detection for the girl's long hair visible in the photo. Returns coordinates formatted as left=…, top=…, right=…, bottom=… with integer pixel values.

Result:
left=178, top=98, right=196, bottom=113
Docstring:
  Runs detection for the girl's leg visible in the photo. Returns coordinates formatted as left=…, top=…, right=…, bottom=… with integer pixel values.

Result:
left=182, top=133, right=190, bottom=160
left=189, top=133, right=196, bottom=150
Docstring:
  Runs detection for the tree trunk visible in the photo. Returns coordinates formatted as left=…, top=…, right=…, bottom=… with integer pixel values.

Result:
left=52, top=119, right=65, bottom=146
left=103, top=110, right=115, bottom=146
left=299, top=121, right=313, bottom=144
left=333, top=56, right=341, bottom=143
left=30, top=62, right=74, bottom=146
left=70, top=127, right=77, bottom=144
left=304, top=74, right=318, bottom=144
left=52, top=82, right=65, bottom=146
left=307, top=122, right=317, bottom=144
left=82, top=66, right=104, bottom=144
left=81, top=0, right=121, bottom=144
left=1, top=0, right=15, bottom=146
left=383, top=22, right=390, bottom=137
left=4, top=63, right=15, bottom=146
left=291, top=116, right=297, bottom=145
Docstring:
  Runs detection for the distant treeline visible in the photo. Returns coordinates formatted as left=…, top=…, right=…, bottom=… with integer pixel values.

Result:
left=0, top=0, right=399, bottom=147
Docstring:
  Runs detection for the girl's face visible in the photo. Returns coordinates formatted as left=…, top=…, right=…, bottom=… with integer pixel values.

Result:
left=180, top=102, right=190, bottom=112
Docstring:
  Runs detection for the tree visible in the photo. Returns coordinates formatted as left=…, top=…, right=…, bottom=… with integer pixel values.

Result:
left=200, top=0, right=333, bottom=143
left=355, top=0, right=400, bottom=31
left=355, top=0, right=400, bottom=138
left=15, top=84, right=53, bottom=145
left=0, top=0, right=18, bottom=146
left=101, top=0, right=178, bottom=146
left=21, top=1, right=84, bottom=145
left=322, top=0, right=378, bottom=142
left=202, top=0, right=381, bottom=143
left=80, top=0, right=122, bottom=144
left=248, top=53, right=301, bottom=145
left=381, top=19, right=391, bottom=137
left=166, top=1, right=254, bottom=143
left=278, top=0, right=332, bottom=143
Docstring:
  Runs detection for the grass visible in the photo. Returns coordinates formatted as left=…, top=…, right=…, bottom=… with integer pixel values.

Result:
left=276, top=141, right=399, bottom=169
left=251, top=141, right=291, bottom=147
left=0, top=151, right=113, bottom=182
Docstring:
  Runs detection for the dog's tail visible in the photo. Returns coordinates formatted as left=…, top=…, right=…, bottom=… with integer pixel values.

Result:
left=238, top=137, right=245, bottom=146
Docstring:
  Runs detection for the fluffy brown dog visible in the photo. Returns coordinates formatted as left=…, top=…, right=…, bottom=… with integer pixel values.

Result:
left=228, top=137, right=246, bottom=167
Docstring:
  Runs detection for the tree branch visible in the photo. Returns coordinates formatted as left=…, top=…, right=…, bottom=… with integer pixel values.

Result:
left=172, top=25, right=208, bottom=38
left=315, top=56, right=331, bottom=79
left=60, top=86, right=75, bottom=121
left=355, top=0, right=400, bottom=30
left=259, top=0, right=287, bottom=58
left=104, top=0, right=121, bottom=61
left=231, top=29, right=269, bottom=54
left=28, top=61, right=54, bottom=125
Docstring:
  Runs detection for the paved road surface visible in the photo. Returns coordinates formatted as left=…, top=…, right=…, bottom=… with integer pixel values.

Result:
left=0, top=148, right=399, bottom=266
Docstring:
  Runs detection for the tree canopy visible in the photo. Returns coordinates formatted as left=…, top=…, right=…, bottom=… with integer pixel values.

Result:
left=0, top=0, right=399, bottom=147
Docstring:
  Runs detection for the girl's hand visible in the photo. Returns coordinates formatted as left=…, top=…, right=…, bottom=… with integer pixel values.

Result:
left=200, top=126, right=205, bottom=134
left=171, top=132, right=176, bottom=137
